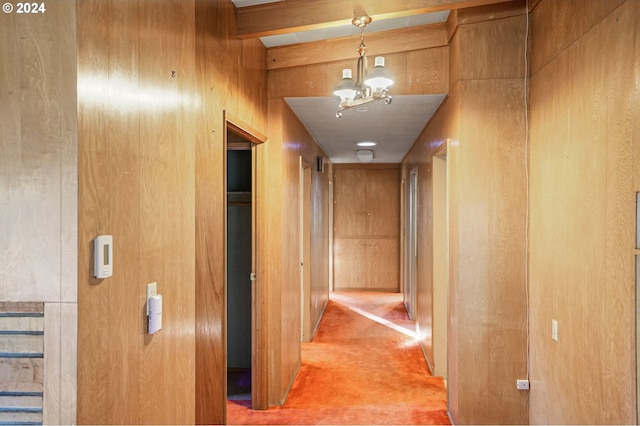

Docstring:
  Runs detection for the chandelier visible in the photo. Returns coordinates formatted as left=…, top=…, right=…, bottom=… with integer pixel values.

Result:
left=333, top=16, right=394, bottom=118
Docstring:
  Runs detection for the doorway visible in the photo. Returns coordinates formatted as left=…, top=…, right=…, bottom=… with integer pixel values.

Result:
left=432, top=145, right=448, bottom=379
left=404, top=168, right=418, bottom=319
left=300, top=158, right=312, bottom=342
left=226, top=137, right=252, bottom=402
left=224, top=113, right=268, bottom=412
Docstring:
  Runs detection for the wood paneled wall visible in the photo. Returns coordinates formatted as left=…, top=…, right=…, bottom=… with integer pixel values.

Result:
left=269, top=48, right=449, bottom=99
left=262, top=100, right=331, bottom=405
left=0, top=3, right=78, bottom=422
left=77, top=1, right=197, bottom=423
left=402, top=5, right=528, bottom=424
left=528, top=1, right=639, bottom=423
left=77, top=0, right=268, bottom=424
left=194, top=1, right=267, bottom=423
left=333, top=165, right=400, bottom=292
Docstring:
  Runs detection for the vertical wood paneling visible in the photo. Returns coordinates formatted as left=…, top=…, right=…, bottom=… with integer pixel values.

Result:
left=367, top=169, right=400, bottom=237
left=333, top=166, right=400, bottom=291
left=193, top=0, right=268, bottom=422
left=0, top=0, right=77, bottom=303
left=268, top=47, right=448, bottom=99
left=402, top=10, right=528, bottom=424
left=333, top=169, right=367, bottom=237
left=107, top=1, right=141, bottom=423
left=194, top=3, right=226, bottom=424
left=263, top=100, right=331, bottom=406
left=407, top=46, right=449, bottom=95
left=457, top=13, right=527, bottom=80
left=1, top=0, right=78, bottom=422
left=402, top=92, right=458, bottom=385
left=77, top=0, right=110, bottom=420
left=530, top=0, right=624, bottom=74
left=78, top=0, right=203, bottom=424
left=529, top=1, right=638, bottom=423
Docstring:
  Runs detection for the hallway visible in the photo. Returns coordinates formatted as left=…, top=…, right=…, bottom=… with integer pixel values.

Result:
left=227, top=292, right=449, bottom=425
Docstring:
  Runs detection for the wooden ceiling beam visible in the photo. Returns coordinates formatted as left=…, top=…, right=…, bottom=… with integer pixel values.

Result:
left=236, top=0, right=516, bottom=39
left=266, top=23, right=448, bottom=70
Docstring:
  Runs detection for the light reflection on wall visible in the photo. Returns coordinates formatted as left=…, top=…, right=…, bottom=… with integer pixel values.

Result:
left=78, top=74, right=199, bottom=111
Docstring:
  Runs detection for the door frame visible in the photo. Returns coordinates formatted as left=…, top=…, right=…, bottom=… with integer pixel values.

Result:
left=404, top=167, right=418, bottom=319
left=299, top=157, right=312, bottom=342
left=224, top=112, right=268, bottom=411
left=432, top=143, right=449, bottom=378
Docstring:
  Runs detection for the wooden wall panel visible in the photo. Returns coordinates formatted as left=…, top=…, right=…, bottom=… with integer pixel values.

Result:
left=529, top=1, right=638, bottom=423
left=402, top=89, right=458, bottom=385
left=0, top=1, right=78, bottom=422
left=406, top=46, right=450, bottom=95
left=530, top=0, right=624, bottom=74
left=194, top=0, right=268, bottom=423
left=367, top=168, right=400, bottom=237
left=333, top=166, right=400, bottom=291
left=457, top=13, right=527, bottom=80
left=402, top=10, right=528, bottom=424
left=77, top=0, right=268, bottom=424
left=263, top=100, right=331, bottom=405
left=333, top=169, right=367, bottom=237
left=454, top=79, right=527, bottom=424
left=268, top=47, right=448, bottom=99
left=78, top=0, right=198, bottom=424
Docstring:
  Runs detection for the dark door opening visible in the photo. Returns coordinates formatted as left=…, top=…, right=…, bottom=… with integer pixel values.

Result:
left=226, top=137, right=253, bottom=403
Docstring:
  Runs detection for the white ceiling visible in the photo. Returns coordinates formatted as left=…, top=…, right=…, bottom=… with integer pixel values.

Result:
left=286, top=95, right=446, bottom=163
left=231, top=0, right=450, bottom=164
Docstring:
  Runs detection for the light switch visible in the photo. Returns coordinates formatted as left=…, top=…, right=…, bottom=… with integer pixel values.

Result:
left=146, top=283, right=157, bottom=316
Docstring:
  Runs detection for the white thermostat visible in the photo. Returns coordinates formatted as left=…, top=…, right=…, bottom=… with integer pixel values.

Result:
left=94, top=235, right=113, bottom=278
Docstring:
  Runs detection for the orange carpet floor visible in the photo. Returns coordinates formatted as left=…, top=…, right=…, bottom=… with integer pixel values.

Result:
left=227, top=291, right=450, bottom=425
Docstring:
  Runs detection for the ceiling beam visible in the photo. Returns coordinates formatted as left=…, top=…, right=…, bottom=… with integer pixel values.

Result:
left=266, top=23, right=448, bottom=70
left=236, top=0, right=516, bottom=39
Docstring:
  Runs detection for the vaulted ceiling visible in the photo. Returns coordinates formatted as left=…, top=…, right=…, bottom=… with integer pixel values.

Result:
left=231, top=0, right=516, bottom=163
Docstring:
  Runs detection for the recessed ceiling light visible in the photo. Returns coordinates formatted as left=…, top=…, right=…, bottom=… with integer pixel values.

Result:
left=355, top=141, right=377, bottom=147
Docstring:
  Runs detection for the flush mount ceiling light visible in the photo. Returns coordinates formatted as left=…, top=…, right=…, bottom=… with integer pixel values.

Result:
left=356, top=149, right=374, bottom=163
left=333, top=16, right=394, bottom=118
left=355, top=141, right=377, bottom=147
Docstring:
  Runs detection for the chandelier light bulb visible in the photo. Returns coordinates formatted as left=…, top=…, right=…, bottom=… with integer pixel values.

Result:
left=365, top=57, right=394, bottom=93
left=333, top=68, right=358, bottom=102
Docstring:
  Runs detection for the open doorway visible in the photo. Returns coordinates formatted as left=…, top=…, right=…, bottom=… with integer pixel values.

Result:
left=300, top=158, right=312, bottom=342
left=432, top=145, right=448, bottom=379
left=226, top=136, right=252, bottom=402
left=404, top=168, right=418, bottom=319
left=223, top=113, right=268, bottom=412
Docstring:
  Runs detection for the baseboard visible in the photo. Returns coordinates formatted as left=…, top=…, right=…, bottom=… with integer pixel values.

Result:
left=307, top=297, right=329, bottom=341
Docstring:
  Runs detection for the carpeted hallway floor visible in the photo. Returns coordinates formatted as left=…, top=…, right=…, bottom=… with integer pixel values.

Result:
left=227, top=291, right=450, bottom=424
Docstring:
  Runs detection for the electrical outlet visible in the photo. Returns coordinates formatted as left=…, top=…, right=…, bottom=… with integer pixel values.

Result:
left=552, top=319, right=558, bottom=342
left=516, top=379, right=529, bottom=390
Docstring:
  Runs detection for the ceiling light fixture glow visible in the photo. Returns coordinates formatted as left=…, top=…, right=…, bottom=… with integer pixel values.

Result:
left=355, top=141, right=377, bottom=147
left=333, top=16, right=393, bottom=118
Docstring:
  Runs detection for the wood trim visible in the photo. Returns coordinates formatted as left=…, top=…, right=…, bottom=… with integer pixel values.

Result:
left=225, top=111, right=268, bottom=145
left=267, top=23, right=448, bottom=71
left=237, top=0, right=515, bottom=39
left=446, top=0, right=526, bottom=41
left=433, top=140, right=449, bottom=157
left=446, top=9, right=459, bottom=42
left=251, top=142, right=268, bottom=410
left=456, top=0, right=526, bottom=25
left=223, top=112, right=268, bottom=411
